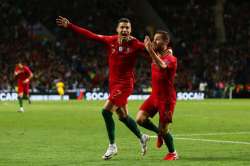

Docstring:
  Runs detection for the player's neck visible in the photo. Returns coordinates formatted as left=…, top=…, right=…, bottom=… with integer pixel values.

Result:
left=159, top=48, right=169, bottom=56
left=118, top=35, right=131, bottom=44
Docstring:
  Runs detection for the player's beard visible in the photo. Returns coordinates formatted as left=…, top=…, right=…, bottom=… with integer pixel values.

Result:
left=152, top=42, right=158, bottom=52
left=155, top=43, right=165, bottom=53
left=154, top=45, right=165, bottom=55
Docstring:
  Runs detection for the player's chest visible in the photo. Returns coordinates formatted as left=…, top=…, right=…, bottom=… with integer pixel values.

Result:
left=152, top=64, right=168, bottom=77
left=109, top=43, right=136, bottom=58
left=18, top=72, right=28, bottom=79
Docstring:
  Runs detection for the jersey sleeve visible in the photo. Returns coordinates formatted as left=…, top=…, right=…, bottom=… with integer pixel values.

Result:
left=14, top=67, right=19, bottom=73
left=24, top=66, right=33, bottom=76
left=68, top=23, right=110, bottom=43
left=136, top=40, right=145, bottom=51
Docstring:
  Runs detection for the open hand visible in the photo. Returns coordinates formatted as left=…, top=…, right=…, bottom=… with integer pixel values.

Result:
left=23, top=79, right=29, bottom=84
left=144, top=36, right=153, bottom=52
left=56, top=16, right=70, bottom=28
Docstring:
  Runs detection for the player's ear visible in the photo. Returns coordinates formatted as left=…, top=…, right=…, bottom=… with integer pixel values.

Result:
left=116, top=24, right=120, bottom=33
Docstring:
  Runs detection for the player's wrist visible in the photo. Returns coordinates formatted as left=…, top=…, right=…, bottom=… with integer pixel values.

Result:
left=67, top=22, right=72, bottom=28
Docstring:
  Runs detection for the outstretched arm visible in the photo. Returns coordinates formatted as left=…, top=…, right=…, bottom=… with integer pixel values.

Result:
left=56, top=16, right=108, bottom=43
left=144, top=36, right=167, bottom=69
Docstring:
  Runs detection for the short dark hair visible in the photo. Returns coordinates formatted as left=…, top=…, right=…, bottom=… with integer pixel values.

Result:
left=16, top=58, right=24, bottom=64
left=155, top=30, right=170, bottom=42
left=118, top=18, right=131, bottom=24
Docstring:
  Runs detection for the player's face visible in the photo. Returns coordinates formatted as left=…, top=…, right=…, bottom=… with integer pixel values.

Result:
left=152, top=33, right=168, bottom=52
left=116, top=22, right=131, bottom=38
left=17, top=63, right=23, bottom=69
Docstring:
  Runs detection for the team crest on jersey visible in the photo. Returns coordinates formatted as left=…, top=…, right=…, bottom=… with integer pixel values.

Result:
left=118, top=46, right=130, bottom=54
left=118, top=46, right=123, bottom=52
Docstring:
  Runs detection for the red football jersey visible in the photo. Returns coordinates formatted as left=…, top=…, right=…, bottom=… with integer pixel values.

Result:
left=68, top=23, right=145, bottom=87
left=15, top=66, right=32, bottom=84
left=151, top=53, right=177, bottom=102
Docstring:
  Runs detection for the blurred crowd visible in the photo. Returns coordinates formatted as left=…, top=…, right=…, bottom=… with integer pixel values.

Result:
left=149, top=0, right=249, bottom=97
left=0, top=0, right=249, bottom=97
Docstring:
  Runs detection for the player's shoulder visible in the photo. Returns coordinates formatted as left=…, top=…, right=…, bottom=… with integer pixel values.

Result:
left=129, top=36, right=144, bottom=47
left=129, top=36, right=140, bottom=42
left=130, top=36, right=138, bottom=40
left=170, top=55, right=177, bottom=63
left=23, top=65, right=30, bottom=70
left=163, top=54, right=177, bottom=62
left=24, top=65, right=32, bottom=72
left=104, top=35, right=118, bottom=43
left=95, top=34, right=117, bottom=43
left=171, top=55, right=177, bottom=61
left=109, top=35, right=119, bottom=40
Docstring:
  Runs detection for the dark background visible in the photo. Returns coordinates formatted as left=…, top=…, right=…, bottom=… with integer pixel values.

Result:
left=0, top=0, right=249, bottom=98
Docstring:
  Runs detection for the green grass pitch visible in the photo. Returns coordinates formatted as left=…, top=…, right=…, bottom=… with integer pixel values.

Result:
left=1, top=99, right=250, bottom=166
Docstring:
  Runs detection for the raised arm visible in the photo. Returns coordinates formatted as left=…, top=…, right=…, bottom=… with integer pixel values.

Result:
left=144, top=36, right=167, bottom=69
left=56, top=16, right=109, bottom=43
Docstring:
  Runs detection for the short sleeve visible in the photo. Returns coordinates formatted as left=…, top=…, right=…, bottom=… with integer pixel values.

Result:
left=24, top=66, right=32, bottom=75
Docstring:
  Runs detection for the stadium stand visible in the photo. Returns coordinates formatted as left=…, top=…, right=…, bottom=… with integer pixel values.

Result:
left=0, top=0, right=249, bottom=98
